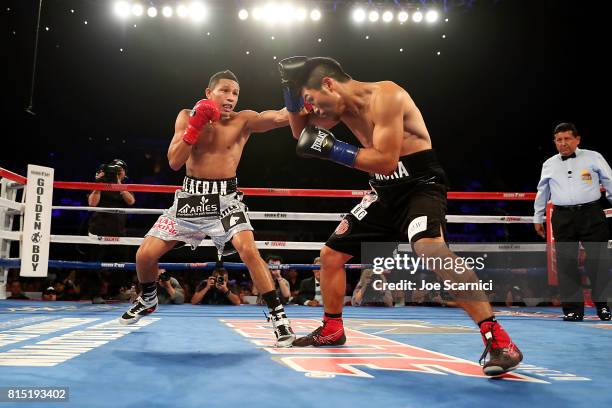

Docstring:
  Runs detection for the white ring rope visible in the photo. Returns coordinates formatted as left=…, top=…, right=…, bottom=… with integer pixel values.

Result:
left=50, top=205, right=538, bottom=223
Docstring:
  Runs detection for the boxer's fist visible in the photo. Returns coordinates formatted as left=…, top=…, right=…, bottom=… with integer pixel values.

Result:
left=296, top=126, right=359, bottom=167
left=278, top=56, right=308, bottom=112
left=182, top=99, right=221, bottom=145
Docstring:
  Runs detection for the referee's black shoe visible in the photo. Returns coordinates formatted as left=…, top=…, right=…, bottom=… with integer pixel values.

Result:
left=562, top=312, right=584, bottom=322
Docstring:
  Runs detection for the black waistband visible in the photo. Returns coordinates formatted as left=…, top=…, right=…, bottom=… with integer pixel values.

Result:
left=554, top=200, right=600, bottom=211
left=182, top=176, right=237, bottom=195
left=370, top=149, right=441, bottom=183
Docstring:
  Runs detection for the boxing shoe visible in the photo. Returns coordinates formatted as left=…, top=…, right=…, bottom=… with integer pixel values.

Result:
left=479, top=320, right=523, bottom=376
left=119, top=296, right=158, bottom=325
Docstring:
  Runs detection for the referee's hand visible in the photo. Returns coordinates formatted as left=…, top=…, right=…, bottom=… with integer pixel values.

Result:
left=534, top=224, right=546, bottom=239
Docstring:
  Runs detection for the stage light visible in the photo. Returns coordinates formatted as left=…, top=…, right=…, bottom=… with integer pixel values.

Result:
left=147, top=7, right=157, bottom=18
left=238, top=9, right=248, bottom=20
left=189, top=2, right=206, bottom=22
left=412, top=11, right=423, bottom=23
left=398, top=11, right=408, bottom=23
left=176, top=4, right=188, bottom=18
left=295, top=7, right=307, bottom=21
left=131, top=4, right=144, bottom=17
left=310, top=9, right=321, bottom=21
left=263, top=3, right=278, bottom=25
left=382, top=11, right=393, bottom=23
left=278, top=3, right=295, bottom=24
left=113, top=1, right=130, bottom=19
left=368, top=10, right=379, bottom=22
left=352, top=8, right=366, bottom=23
left=252, top=7, right=263, bottom=21
left=162, top=6, right=173, bottom=18
left=426, top=10, right=439, bottom=23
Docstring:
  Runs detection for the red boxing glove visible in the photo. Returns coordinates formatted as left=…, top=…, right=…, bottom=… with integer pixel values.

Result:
left=182, top=99, right=221, bottom=145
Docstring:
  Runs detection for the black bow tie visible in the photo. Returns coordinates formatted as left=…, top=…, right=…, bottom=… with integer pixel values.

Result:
left=561, top=153, right=576, bottom=161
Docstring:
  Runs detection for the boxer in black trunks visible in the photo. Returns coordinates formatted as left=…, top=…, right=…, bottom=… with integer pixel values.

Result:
left=278, top=56, right=522, bottom=375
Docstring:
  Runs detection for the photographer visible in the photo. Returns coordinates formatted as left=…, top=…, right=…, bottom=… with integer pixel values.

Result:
left=351, top=269, right=393, bottom=307
left=156, top=269, right=185, bottom=305
left=191, top=268, right=240, bottom=306
left=252, top=256, right=291, bottom=305
left=83, top=159, right=135, bottom=302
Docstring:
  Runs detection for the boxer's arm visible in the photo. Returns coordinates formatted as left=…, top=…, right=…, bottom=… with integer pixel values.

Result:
left=353, top=91, right=403, bottom=175
left=167, top=110, right=192, bottom=171
left=244, top=108, right=289, bottom=133
left=288, top=111, right=339, bottom=140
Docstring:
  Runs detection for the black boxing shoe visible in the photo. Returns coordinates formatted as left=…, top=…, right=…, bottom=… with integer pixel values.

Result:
left=597, top=306, right=611, bottom=321
left=562, top=312, right=584, bottom=322
left=119, top=296, right=158, bottom=325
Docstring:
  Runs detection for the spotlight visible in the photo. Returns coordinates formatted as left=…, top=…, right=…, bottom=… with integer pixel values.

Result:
left=176, top=4, right=188, bottom=18
left=238, top=9, right=248, bottom=20
left=147, top=7, right=157, bottom=18
left=352, top=8, right=366, bottom=23
left=263, top=3, right=279, bottom=25
left=382, top=11, right=393, bottom=23
left=252, top=7, right=263, bottom=21
left=426, top=10, right=439, bottom=23
left=368, top=11, right=379, bottom=22
left=310, top=9, right=321, bottom=21
left=162, top=6, right=173, bottom=18
left=114, top=1, right=130, bottom=19
left=279, top=3, right=296, bottom=24
left=412, top=11, right=423, bottom=23
left=189, top=2, right=206, bottom=22
left=295, top=7, right=307, bottom=21
left=398, top=11, right=408, bottom=23
left=131, top=4, right=144, bottom=17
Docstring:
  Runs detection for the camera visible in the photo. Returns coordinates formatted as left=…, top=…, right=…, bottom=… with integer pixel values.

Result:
left=159, top=272, right=170, bottom=282
left=216, top=275, right=225, bottom=286
left=97, top=163, right=123, bottom=183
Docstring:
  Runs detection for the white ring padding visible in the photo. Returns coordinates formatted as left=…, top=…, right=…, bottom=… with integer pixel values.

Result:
left=0, top=230, right=547, bottom=251
left=0, top=197, right=24, bottom=213
left=49, top=206, right=540, bottom=223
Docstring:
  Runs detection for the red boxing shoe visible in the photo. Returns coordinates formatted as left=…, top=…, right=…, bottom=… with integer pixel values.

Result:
left=479, top=321, right=523, bottom=376
left=293, top=316, right=346, bottom=347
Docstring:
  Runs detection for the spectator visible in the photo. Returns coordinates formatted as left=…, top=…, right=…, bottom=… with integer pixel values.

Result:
left=351, top=269, right=393, bottom=307
left=7, top=281, right=29, bottom=300
left=284, top=269, right=301, bottom=298
left=42, top=285, right=57, bottom=301
left=253, top=256, right=291, bottom=304
left=191, top=268, right=240, bottom=305
left=293, top=257, right=323, bottom=306
left=156, top=269, right=185, bottom=305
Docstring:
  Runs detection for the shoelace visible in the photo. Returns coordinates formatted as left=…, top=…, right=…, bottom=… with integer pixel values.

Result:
left=479, top=331, right=493, bottom=366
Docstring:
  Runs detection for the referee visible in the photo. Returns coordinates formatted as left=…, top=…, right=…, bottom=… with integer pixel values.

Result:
left=534, top=123, right=612, bottom=321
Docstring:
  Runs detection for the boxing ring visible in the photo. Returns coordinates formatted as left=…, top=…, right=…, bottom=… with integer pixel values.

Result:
left=0, top=166, right=611, bottom=408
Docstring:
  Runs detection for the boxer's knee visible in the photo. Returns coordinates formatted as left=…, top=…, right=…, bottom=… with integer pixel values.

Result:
left=236, top=242, right=260, bottom=265
left=136, top=244, right=158, bottom=269
left=320, top=245, right=349, bottom=271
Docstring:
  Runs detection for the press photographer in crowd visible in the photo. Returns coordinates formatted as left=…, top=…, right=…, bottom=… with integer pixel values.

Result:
left=156, top=269, right=185, bottom=304
left=83, top=159, right=135, bottom=302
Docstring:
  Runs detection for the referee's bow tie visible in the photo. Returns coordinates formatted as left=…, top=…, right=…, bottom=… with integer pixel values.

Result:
left=561, top=152, right=576, bottom=161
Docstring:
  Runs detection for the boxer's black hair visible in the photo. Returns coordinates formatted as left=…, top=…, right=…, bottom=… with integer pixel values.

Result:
left=208, top=70, right=239, bottom=89
left=302, top=57, right=351, bottom=89
left=553, top=122, right=578, bottom=137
